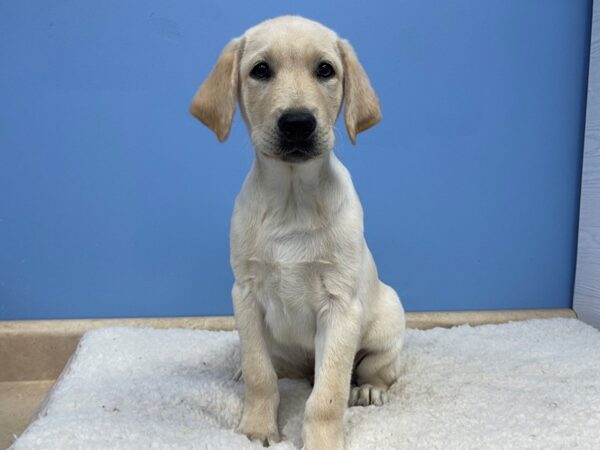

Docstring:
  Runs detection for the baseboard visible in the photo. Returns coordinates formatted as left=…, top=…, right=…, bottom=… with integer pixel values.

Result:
left=0, top=309, right=576, bottom=383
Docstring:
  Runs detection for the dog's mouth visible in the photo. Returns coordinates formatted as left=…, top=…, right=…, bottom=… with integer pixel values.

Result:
left=277, top=137, right=320, bottom=162
left=261, top=144, right=321, bottom=163
left=261, top=150, right=318, bottom=163
left=278, top=148, right=319, bottom=163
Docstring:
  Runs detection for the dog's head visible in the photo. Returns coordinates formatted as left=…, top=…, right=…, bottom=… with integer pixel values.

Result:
left=190, top=16, right=381, bottom=163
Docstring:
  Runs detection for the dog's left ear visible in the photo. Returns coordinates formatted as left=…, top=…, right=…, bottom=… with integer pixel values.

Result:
left=190, top=38, right=243, bottom=142
left=338, top=39, right=381, bottom=144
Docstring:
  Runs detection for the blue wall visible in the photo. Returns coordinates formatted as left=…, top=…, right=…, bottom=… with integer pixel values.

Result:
left=0, top=1, right=592, bottom=320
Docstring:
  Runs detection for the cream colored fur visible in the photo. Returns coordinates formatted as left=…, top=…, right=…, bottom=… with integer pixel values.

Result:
left=190, top=16, right=405, bottom=450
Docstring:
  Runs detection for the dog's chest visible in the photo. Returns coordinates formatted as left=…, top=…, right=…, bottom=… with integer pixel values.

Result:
left=244, top=224, right=334, bottom=350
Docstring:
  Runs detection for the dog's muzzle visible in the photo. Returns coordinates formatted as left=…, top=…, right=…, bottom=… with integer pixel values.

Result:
left=277, top=110, right=318, bottom=162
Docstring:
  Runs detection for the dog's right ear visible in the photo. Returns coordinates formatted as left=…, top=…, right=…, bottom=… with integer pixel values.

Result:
left=190, top=38, right=243, bottom=142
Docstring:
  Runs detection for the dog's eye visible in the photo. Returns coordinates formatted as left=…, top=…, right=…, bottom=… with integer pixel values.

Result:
left=316, top=62, right=335, bottom=79
left=250, top=62, right=271, bottom=80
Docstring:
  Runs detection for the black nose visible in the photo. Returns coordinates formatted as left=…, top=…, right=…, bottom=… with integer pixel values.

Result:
left=278, top=111, right=317, bottom=143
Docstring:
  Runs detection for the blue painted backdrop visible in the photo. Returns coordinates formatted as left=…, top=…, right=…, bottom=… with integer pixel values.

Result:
left=0, top=1, right=592, bottom=319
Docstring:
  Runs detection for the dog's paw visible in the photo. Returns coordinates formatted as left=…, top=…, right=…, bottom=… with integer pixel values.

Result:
left=238, top=427, right=280, bottom=447
left=301, top=420, right=344, bottom=450
left=241, top=430, right=280, bottom=447
left=348, top=384, right=387, bottom=407
left=232, top=367, right=242, bottom=382
left=237, top=420, right=280, bottom=447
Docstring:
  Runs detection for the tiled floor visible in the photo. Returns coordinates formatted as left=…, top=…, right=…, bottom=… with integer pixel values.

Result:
left=0, top=380, right=55, bottom=450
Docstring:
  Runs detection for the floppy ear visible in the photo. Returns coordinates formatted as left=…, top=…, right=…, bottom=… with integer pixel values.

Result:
left=338, top=39, right=381, bottom=144
left=190, top=38, right=242, bottom=142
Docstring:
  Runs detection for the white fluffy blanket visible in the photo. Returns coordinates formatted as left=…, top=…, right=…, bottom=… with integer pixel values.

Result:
left=13, top=318, right=600, bottom=449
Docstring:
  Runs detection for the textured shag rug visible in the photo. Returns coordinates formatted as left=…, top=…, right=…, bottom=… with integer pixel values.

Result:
left=12, top=318, right=600, bottom=449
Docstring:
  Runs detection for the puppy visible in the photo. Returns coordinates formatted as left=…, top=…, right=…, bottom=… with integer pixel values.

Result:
left=190, top=16, right=405, bottom=450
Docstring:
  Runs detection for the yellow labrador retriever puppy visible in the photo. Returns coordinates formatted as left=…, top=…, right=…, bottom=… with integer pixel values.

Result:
left=190, top=16, right=405, bottom=450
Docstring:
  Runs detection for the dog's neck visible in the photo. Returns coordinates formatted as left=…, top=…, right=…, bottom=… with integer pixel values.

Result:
left=249, top=151, right=348, bottom=216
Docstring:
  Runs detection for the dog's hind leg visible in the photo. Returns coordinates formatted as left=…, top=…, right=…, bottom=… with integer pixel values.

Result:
left=350, top=284, right=405, bottom=407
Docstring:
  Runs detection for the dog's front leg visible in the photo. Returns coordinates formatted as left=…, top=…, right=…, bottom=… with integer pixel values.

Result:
left=302, top=301, right=361, bottom=450
left=232, top=283, right=280, bottom=446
